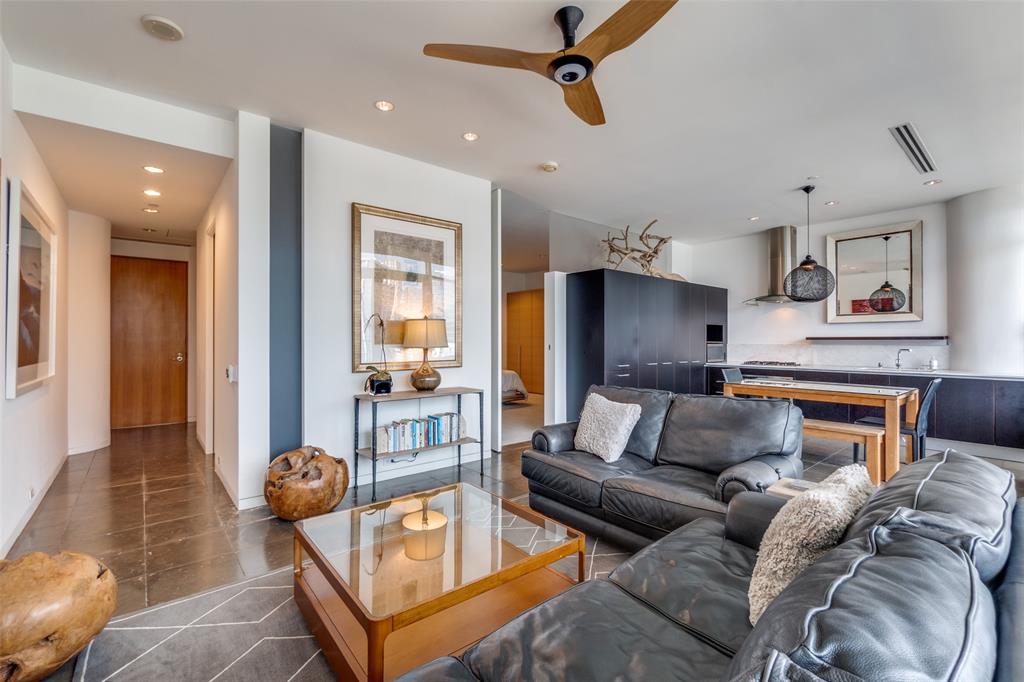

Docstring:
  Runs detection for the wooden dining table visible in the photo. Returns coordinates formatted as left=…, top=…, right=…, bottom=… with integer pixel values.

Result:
left=723, top=378, right=919, bottom=481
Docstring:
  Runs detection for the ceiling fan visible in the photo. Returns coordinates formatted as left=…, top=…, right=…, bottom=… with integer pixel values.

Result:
left=423, top=0, right=678, bottom=126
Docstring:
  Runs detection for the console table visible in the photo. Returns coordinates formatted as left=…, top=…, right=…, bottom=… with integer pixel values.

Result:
left=353, top=387, right=485, bottom=500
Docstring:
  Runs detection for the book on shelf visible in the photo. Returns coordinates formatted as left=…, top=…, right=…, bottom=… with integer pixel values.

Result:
left=371, top=413, right=468, bottom=454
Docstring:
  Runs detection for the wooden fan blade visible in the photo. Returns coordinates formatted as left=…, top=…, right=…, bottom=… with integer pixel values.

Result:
left=423, top=44, right=554, bottom=77
left=573, top=0, right=678, bottom=66
left=562, top=78, right=606, bottom=126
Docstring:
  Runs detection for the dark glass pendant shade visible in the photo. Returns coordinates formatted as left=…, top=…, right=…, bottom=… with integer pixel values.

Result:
left=868, top=235, right=906, bottom=312
left=784, top=185, right=836, bottom=303
left=784, top=254, right=836, bottom=302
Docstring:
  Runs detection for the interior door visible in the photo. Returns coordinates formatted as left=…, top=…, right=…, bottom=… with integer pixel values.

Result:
left=111, top=256, right=188, bottom=428
left=506, top=289, right=545, bottom=394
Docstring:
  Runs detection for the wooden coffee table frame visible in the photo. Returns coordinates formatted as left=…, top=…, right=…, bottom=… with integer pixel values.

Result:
left=293, top=486, right=585, bottom=681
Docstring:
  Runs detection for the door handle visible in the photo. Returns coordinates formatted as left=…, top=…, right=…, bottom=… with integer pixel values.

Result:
left=175, top=353, right=185, bottom=363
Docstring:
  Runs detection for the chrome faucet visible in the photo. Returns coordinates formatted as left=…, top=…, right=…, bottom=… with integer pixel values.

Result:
left=896, top=348, right=912, bottom=369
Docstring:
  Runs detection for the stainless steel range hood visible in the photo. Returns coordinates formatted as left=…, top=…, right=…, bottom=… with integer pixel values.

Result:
left=744, top=226, right=798, bottom=304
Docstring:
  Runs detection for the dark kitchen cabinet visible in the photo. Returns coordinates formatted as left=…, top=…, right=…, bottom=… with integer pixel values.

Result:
left=849, top=373, right=889, bottom=423
left=995, top=381, right=1024, bottom=448
left=935, top=378, right=995, bottom=445
left=566, top=268, right=727, bottom=419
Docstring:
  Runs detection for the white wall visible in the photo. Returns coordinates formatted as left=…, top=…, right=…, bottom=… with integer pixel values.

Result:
left=12, top=65, right=235, bottom=159
left=947, top=185, right=1024, bottom=375
left=0, top=42, right=70, bottom=556
left=109, top=239, right=197, bottom=422
left=689, top=202, right=949, bottom=366
left=549, top=211, right=669, bottom=275
left=303, top=129, right=492, bottom=484
left=67, top=211, right=110, bottom=454
left=234, top=112, right=271, bottom=508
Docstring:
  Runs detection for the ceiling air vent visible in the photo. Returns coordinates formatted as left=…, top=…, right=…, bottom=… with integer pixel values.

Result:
left=888, top=122, right=936, bottom=174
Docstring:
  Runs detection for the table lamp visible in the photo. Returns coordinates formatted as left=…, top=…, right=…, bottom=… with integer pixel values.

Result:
left=403, top=317, right=448, bottom=391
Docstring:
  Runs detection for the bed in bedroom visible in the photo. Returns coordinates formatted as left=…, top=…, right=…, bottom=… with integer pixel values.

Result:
left=502, top=370, right=529, bottom=404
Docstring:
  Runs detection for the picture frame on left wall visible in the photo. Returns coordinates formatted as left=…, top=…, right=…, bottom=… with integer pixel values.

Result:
left=4, top=177, right=58, bottom=398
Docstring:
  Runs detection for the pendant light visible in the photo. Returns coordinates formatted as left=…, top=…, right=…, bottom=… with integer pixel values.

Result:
left=868, top=235, right=907, bottom=312
left=783, top=185, right=836, bottom=302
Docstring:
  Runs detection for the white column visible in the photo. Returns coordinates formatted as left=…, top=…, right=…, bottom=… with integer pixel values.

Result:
left=67, top=211, right=111, bottom=454
left=946, top=185, right=1024, bottom=374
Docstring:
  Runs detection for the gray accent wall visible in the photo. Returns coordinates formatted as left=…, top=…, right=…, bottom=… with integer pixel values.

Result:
left=269, top=125, right=303, bottom=458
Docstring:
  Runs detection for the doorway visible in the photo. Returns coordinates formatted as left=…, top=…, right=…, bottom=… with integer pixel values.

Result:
left=110, top=255, right=188, bottom=428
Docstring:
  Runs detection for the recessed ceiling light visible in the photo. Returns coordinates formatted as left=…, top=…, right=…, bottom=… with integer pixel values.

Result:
left=923, top=178, right=943, bottom=186
left=462, top=132, right=479, bottom=142
left=143, top=166, right=164, bottom=174
left=143, top=189, right=161, bottom=197
left=140, top=15, right=184, bottom=41
left=142, top=227, right=158, bottom=233
left=748, top=216, right=760, bottom=222
left=374, top=100, right=395, bottom=112
left=806, top=175, right=821, bottom=180
left=824, top=200, right=839, bottom=206
left=142, top=206, right=159, bottom=214
left=540, top=161, right=559, bottom=173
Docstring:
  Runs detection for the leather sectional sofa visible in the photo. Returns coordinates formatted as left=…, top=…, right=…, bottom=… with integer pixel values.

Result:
left=523, top=385, right=804, bottom=550
left=399, top=449, right=1021, bottom=681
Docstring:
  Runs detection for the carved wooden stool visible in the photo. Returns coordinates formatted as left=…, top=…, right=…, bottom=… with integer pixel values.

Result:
left=0, top=551, right=117, bottom=681
left=264, top=446, right=350, bottom=521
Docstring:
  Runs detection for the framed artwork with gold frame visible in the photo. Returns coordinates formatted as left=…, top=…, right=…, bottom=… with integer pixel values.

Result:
left=351, top=203, right=462, bottom=372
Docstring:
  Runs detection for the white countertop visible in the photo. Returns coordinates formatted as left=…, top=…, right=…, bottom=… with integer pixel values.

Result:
left=706, top=362, right=1024, bottom=382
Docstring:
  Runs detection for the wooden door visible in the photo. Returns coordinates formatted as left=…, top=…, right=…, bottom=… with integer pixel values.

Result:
left=506, top=289, right=545, bottom=394
left=111, top=256, right=188, bottom=428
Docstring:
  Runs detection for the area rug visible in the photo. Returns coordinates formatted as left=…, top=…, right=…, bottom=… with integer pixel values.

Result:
left=69, top=499, right=630, bottom=681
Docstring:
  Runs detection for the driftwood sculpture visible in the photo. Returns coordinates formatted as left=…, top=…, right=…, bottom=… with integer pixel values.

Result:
left=265, top=446, right=349, bottom=521
left=602, top=219, right=686, bottom=281
left=0, top=551, right=117, bottom=682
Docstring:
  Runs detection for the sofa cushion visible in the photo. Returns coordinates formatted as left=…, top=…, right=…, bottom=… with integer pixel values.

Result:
left=748, top=465, right=876, bottom=624
left=460, top=579, right=733, bottom=682
left=521, top=448, right=653, bottom=510
left=395, top=656, right=479, bottom=681
left=845, top=449, right=1016, bottom=582
left=574, top=392, right=642, bottom=462
left=656, top=395, right=802, bottom=474
left=586, top=385, right=673, bottom=462
left=609, top=517, right=756, bottom=653
left=727, top=525, right=997, bottom=682
left=602, top=466, right=726, bottom=536
left=995, top=500, right=1024, bottom=682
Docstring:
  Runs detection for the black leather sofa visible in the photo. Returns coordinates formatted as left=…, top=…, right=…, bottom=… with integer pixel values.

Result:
left=399, top=449, right=1020, bottom=681
left=523, top=385, right=804, bottom=550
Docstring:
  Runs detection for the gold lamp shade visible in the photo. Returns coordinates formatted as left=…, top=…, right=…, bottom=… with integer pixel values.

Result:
left=403, top=317, right=448, bottom=390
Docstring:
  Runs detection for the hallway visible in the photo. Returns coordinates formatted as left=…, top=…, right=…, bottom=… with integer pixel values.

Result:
left=7, top=425, right=296, bottom=616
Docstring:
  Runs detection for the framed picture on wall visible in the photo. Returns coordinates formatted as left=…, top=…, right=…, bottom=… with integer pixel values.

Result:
left=5, top=177, right=59, bottom=398
left=351, top=203, right=462, bottom=372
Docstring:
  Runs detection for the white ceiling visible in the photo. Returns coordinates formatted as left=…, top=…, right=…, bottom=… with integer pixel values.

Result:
left=501, top=190, right=550, bottom=272
left=4, top=1, right=1022, bottom=243
left=18, top=113, right=232, bottom=244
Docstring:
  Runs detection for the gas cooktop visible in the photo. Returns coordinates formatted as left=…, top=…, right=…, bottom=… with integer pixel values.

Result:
left=745, top=360, right=801, bottom=367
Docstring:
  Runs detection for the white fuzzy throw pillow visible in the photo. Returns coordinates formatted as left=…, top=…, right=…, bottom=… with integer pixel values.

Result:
left=748, top=465, right=876, bottom=624
left=573, top=392, right=642, bottom=463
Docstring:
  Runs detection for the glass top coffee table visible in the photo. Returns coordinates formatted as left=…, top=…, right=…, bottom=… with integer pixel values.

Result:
left=293, top=481, right=585, bottom=681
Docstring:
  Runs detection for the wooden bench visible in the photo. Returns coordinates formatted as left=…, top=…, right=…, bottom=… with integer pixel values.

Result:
left=803, top=419, right=886, bottom=484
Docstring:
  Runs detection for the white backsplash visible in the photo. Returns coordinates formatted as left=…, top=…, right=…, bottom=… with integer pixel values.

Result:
left=727, top=342, right=950, bottom=370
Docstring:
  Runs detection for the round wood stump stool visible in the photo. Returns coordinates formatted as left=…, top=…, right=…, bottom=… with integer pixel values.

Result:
left=264, top=446, right=349, bottom=521
left=0, top=551, right=117, bottom=682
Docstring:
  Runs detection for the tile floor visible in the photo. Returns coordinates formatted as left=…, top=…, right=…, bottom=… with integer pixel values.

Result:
left=7, top=425, right=1023, bottom=620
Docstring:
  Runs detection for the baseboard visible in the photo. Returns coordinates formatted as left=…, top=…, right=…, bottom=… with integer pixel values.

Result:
left=237, top=494, right=266, bottom=510
left=67, top=439, right=111, bottom=456
left=930, top=438, right=1024, bottom=464
left=1, top=453, right=67, bottom=558
left=214, top=462, right=240, bottom=508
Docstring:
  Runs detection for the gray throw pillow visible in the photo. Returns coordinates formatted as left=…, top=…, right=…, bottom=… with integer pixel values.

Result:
left=573, top=392, right=642, bottom=463
left=748, top=465, right=876, bottom=624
